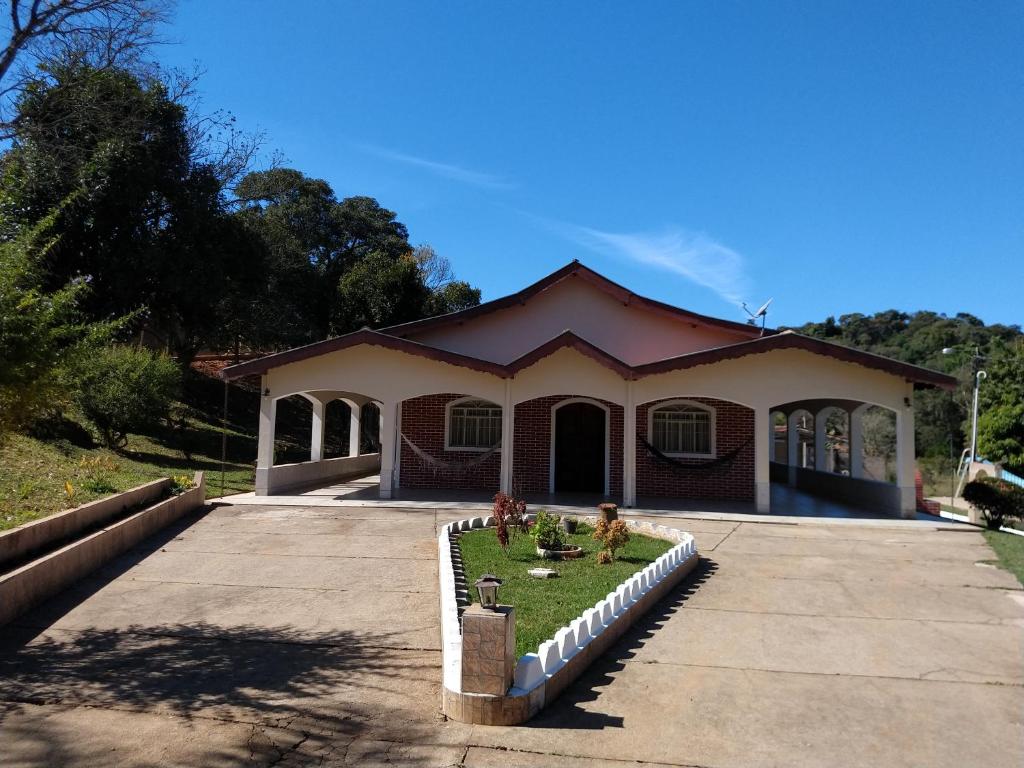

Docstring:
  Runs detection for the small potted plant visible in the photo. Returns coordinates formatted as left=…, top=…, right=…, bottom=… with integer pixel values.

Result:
left=561, top=515, right=579, bottom=534
left=532, top=510, right=583, bottom=560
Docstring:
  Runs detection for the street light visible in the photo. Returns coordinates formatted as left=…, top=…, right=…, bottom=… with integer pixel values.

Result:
left=942, top=346, right=988, bottom=463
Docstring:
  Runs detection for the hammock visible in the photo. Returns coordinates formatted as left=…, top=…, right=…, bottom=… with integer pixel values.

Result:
left=400, top=433, right=501, bottom=475
left=639, top=434, right=753, bottom=475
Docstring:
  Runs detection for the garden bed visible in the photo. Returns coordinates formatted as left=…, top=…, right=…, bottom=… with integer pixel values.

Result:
left=459, top=519, right=674, bottom=657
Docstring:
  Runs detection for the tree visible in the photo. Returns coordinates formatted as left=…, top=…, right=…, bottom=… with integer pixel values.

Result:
left=0, top=213, right=124, bottom=437
left=0, top=63, right=266, bottom=360
left=234, top=169, right=480, bottom=346
left=0, top=0, right=172, bottom=139
left=977, top=339, right=1024, bottom=467
left=415, top=244, right=481, bottom=315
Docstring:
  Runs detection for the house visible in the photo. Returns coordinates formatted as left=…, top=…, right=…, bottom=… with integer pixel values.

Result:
left=221, top=261, right=955, bottom=516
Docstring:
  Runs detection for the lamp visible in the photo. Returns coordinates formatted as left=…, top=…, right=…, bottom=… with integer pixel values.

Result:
left=474, top=574, right=502, bottom=609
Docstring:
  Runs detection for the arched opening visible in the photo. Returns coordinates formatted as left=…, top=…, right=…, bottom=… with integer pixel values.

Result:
left=552, top=399, right=608, bottom=494
left=360, top=402, right=381, bottom=454
left=323, top=399, right=352, bottom=458
left=791, top=409, right=814, bottom=469
left=772, top=410, right=788, bottom=463
left=272, top=395, right=313, bottom=466
left=860, top=405, right=897, bottom=483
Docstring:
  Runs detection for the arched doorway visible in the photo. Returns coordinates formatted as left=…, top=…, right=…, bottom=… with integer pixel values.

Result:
left=552, top=401, right=607, bottom=494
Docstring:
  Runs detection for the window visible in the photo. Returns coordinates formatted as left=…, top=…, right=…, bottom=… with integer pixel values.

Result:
left=446, top=399, right=502, bottom=450
left=650, top=401, right=714, bottom=457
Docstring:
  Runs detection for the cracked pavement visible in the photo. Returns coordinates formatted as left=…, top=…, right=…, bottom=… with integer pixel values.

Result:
left=1, top=503, right=1022, bottom=766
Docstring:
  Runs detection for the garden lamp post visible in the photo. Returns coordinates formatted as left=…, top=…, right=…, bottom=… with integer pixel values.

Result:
left=942, top=346, right=987, bottom=462
left=474, top=574, right=502, bottom=609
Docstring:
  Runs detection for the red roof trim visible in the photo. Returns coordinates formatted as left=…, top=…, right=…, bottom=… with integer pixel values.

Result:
left=506, top=331, right=635, bottom=378
left=380, top=261, right=765, bottom=339
left=219, top=329, right=507, bottom=380
left=632, top=333, right=957, bottom=389
left=221, top=328, right=956, bottom=391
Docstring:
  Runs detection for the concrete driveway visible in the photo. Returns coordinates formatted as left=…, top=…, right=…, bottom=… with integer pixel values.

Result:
left=1, top=503, right=1022, bottom=767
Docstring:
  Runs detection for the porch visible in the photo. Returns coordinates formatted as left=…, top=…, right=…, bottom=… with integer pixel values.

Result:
left=219, top=472, right=942, bottom=522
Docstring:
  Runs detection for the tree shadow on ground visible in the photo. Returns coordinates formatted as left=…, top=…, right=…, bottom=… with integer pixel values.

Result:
left=526, top=557, right=719, bottom=730
left=0, top=508, right=459, bottom=767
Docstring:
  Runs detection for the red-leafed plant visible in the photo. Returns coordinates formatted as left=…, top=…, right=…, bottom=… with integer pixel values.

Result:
left=492, top=492, right=528, bottom=552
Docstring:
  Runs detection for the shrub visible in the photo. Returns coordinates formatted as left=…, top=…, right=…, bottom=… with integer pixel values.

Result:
left=593, top=518, right=630, bottom=561
left=963, top=477, right=1024, bottom=530
left=595, top=549, right=613, bottom=565
left=492, top=492, right=528, bottom=552
left=531, top=510, right=566, bottom=551
left=73, top=346, right=181, bottom=447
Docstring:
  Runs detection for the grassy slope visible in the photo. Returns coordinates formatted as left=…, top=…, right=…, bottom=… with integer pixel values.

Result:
left=0, top=369, right=324, bottom=531
left=0, top=416, right=256, bottom=531
left=983, top=530, right=1024, bottom=586
left=459, top=521, right=672, bottom=658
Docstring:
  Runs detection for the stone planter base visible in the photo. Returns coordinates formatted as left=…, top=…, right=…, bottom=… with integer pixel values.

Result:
left=536, top=545, right=584, bottom=560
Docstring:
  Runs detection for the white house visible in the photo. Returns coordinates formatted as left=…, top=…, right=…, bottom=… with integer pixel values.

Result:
left=221, top=261, right=954, bottom=517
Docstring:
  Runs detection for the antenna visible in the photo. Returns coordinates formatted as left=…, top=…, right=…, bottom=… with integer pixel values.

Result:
left=742, top=298, right=773, bottom=335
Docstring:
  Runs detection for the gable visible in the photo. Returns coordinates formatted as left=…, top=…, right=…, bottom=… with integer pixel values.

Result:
left=403, top=273, right=754, bottom=365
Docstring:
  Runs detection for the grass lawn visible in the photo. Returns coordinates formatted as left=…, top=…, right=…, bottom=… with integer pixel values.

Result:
left=459, top=520, right=673, bottom=657
left=0, top=421, right=256, bottom=532
left=982, top=529, right=1024, bottom=586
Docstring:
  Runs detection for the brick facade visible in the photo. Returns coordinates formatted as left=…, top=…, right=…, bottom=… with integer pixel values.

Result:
left=513, top=396, right=624, bottom=498
left=635, top=397, right=754, bottom=501
left=399, top=394, right=501, bottom=491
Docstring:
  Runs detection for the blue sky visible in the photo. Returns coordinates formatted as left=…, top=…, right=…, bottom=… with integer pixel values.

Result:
left=163, top=1, right=1023, bottom=328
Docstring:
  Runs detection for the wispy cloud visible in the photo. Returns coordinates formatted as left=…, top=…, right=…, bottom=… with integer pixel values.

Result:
left=357, top=143, right=513, bottom=190
left=553, top=221, right=752, bottom=306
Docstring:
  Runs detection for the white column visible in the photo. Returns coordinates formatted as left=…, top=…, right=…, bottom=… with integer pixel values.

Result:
left=255, top=377, right=277, bottom=496
left=348, top=402, right=361, bottom=457
left=379, top=401, right=397, bottom=499
left=848, top=404, right=868, bottom=479
left=754, top=405, right=771, bottom=513
left=896, top=390, right=916, bottom=518
left=815, top=408, right=830, bottom=472
left=499, top=380, right=514, bottom=494
left=786, top=410, right=800, bottom=485
left=623, top=381, right=636, bottom=507
left=310, top=398, right=326, bottom=462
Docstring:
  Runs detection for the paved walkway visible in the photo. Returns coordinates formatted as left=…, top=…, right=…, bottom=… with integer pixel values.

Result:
left=1, top=502, right=1022, bottom=766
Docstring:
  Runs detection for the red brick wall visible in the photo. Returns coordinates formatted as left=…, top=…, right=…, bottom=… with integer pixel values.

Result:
left=513, top=396, right=623, bottom=498
left=399, top=394, right=501, bottom=491
left=635, top=397, right=754, bottom=501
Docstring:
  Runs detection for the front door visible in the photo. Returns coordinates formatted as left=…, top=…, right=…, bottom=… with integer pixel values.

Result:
left=554, top=402, right=606, bottom=493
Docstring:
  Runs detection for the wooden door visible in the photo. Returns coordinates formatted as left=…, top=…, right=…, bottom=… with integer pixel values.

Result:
left=554, top=402, right=606, bottom=493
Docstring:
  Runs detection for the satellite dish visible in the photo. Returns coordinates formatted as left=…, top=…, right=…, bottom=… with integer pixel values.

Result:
left=742, top=298, right=773, bottom=335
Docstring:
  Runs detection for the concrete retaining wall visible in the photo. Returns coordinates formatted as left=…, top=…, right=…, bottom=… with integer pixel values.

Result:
left=0, top=478, right=171, bottom=570
left=0, top=472, right=206, bottom=628
left=439, top=516, right=698, bottom=725
left=265, top=453, right=380, bottom=494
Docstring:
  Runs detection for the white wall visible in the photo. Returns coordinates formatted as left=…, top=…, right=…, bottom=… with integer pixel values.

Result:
left=409, top=278, right=749, bottom=366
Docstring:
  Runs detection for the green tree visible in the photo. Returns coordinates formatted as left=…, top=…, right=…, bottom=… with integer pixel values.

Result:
left=0, top=214, right=123, bottom=437
left=234, top=169, right=480, bottom=345
left=73, top=344, right=181, bottom=447
left=0, top=62, right=265, bottom=360
left=977, top=340, right=1024, bottom=467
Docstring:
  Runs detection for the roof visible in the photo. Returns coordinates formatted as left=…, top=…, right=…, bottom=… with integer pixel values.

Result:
left=220, top=326, right=957, bottom=390
left=380, top=260, right=768, bottom=339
